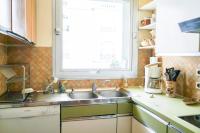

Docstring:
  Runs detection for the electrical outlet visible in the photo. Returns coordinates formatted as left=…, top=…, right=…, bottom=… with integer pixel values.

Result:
left=196, top=69, right=200, bottom=76
left=196, top=82, right=200, bottom=90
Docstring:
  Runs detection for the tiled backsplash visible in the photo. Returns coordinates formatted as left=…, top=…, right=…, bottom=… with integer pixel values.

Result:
left=0, top=45, right=200, bottom=99
left=7, top=47, right=52, bottom=91
left=162, top=56, right=200, bottom=98
left=0, top=46, right=7, bottom=95
left=7, top=47, right=152, bottom=91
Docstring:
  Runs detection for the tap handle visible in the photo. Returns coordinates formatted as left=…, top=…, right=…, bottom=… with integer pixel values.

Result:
left=92, top=83, right=97, bottom=92
left=71, top=88, right=74, bottom=93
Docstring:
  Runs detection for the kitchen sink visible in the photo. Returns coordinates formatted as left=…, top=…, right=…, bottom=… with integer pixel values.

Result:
left=97, top=90, right=128, bottom=98
left=31, top=93, right=70, bottom=102
left=69, top=91, right=98, bottom=99
left=179, top=115, right=200, bottom=128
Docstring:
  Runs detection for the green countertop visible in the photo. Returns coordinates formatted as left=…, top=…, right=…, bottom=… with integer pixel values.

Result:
left=126, top=87, right=200, bottom=133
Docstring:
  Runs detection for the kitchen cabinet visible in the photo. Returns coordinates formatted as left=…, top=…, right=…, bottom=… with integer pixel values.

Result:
left=11, top=0, right=36, bottom=43
left=61, top=104, right=117, bottom=119
left=132, top=104, right=168, bottom=133
left=12, top=0, right=26, bottom=37
left=62, top=117, right=117, bottom=133
left=118, top=116, right=132, bottom=133
left=61, top=103, right=132, bottom=133
left=132, top=117, right=155, bottom=133
left=61, top=104, right=117, bottom=133
left=0, top=105, right=60, bottom=133
left=168, top=124, right=183, bottom=133
left=118, top=102, right=133, bottom=114
left=156, top=0, right=200, bottom=56
left=117, top=102, right=132, bottom=133
left=0, top=0, right=11, bottom=31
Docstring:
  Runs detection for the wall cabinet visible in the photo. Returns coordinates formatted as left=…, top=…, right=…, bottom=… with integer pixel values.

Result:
left=11, top=0, right=36, bottom=43
left=62, top=117, right=117, bottom=133
left=0, top=0, right=36, bottom=44
left=156, top=0, right=200, bottom=56
left=12, top=0, right=26, bottom=37
left=0, top=0, right=11, bottom=31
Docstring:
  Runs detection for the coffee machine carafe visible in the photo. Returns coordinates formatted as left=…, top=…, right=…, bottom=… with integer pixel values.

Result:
left=145, top=63, right=162, bottom=94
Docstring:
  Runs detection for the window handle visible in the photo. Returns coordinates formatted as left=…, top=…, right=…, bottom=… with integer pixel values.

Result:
left=132, top=32, right=137, bottom=39
left=55, top=28, right=62, bottom=35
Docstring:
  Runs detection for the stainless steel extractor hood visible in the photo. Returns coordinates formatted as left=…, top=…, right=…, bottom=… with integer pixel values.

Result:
left=179, top=17, right=200, bottom=33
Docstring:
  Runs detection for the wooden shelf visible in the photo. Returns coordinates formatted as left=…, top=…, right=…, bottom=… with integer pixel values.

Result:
left=139, top=23, right=156, bottom=30
left=139, top=45, right=155, bottom=50
left=140, top=0, right=156, bottom=11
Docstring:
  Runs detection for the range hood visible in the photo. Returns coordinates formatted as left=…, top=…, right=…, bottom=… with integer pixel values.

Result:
left=7, top=31, right=34, bottom=45
left=179, top=17, right=200, bottom=33
left=0, top=28, right=34, bottom=45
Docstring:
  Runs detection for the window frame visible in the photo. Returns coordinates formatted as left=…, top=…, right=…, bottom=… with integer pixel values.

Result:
left=53, top=0, right=138, bottom=80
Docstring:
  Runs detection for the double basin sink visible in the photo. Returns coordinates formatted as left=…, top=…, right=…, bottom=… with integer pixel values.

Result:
left=26, top=89, right=130, bottom=105
left=68, top=89, right=128, bottom=99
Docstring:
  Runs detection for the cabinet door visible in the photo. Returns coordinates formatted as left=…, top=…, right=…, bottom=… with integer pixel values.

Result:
left=133, top=104, right=168, bottom=133
left=12, top=0, right=26, bottom=37
left=132, top=117, right=155, bottom=133
left=11, top=0, right=36, bottom=42
left=156, top=0, right=200, bottom=56
left=118, top=116, right=132, bottom=133
left=168, top=124, right=183, bottom=133
left=0, top=0, right=11, bottom=31
left=62, top=118, right=116, bottom=133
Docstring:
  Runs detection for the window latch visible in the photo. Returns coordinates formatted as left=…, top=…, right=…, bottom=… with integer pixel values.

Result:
left=55, top=28, right=62, bottom=35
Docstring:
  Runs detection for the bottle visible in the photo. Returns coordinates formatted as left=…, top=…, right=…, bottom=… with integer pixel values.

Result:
left=58, top=81, right=66, bottom=93
left=122, top=77, right=128, bottom=89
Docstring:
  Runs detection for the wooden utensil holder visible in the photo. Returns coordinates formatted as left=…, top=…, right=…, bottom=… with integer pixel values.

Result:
left=165, top=81, right=176, bottom=97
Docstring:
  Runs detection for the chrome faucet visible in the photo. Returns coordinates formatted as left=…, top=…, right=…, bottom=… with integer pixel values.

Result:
left=92, top=82, right=97, bottom=93
left=44, top=78, right=58, bottom=94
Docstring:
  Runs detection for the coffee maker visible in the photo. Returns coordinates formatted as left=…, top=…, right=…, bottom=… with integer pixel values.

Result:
left=144, top=63, right=162, bottom=94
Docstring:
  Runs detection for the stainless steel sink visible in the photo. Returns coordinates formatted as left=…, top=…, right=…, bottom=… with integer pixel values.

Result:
left=32, top=93, right=70, bottom=102
left=69, top=91, right=98, bottom=99
left=179, top=115, right=200, bottom=128
left=98, top=90, right=128, bottom=98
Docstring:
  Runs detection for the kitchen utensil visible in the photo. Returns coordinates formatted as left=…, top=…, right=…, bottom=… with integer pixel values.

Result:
left=165, top=68, right=180, bottom=81
left=166, top=67, right=175, bottom=80
left=172, top=70, right=180, bottom=81
left=164, top=73, right=170, bottom=81
left=164, top=68, right=181, bottom=98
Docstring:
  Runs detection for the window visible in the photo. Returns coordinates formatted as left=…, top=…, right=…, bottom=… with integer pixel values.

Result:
left=54, top=0, right=138, bottom=79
